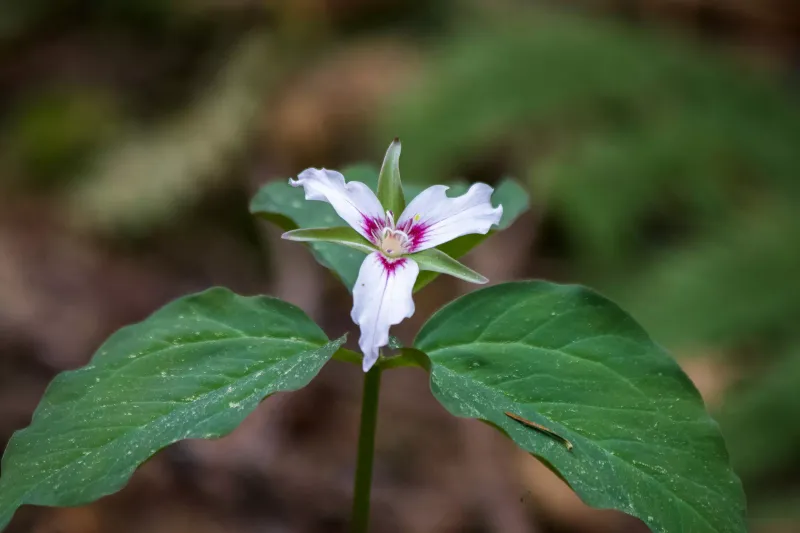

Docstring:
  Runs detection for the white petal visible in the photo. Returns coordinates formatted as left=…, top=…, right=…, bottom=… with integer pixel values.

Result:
left=290, top=168, right=385, bottom=242
left=397, top=183, right=503, bottom=252
left=351, top=252, right=419, bottom=372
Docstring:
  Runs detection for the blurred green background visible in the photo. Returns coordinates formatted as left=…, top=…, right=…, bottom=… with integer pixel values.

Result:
left=0, top=1, right=798, bottom=532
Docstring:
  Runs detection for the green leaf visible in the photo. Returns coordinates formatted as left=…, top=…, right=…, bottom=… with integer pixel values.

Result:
left=412, top=248, right=488, bottom=286
left=282, top=226, right=375, bottom=255
left=250, top=165, right=529, bottom=291
left=376, top=138, right=405, bottom=217
left=414, top=281, right=746, bottom=533
left=0, top=288, right=345, bottom=529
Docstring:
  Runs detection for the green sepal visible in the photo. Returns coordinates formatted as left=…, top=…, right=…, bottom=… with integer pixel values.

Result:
left=282, top=227, right=375, bottom=255
left=376, top=138, right=405, bottom=217
left=411, top=248, right=488, bottom=286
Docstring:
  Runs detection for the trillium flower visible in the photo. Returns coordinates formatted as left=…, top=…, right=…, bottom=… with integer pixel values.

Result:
left=283, top=140, right=503, bottom=371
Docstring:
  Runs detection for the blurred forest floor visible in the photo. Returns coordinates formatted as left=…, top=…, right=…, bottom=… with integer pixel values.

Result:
left=0, top=1, right=798, bottom=532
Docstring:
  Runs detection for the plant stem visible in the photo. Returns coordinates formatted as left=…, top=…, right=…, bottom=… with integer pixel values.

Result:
left=351, top=365, right=381, bottom=533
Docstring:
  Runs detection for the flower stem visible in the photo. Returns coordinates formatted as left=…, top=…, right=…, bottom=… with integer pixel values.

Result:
left=351, top=365, right=381, bottom=533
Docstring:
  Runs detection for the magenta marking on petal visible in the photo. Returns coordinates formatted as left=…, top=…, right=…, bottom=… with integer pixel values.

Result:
left=378, top=255, right=406, bottom=277
left=404, top=222, right=429, bottom=253
left=396, top=219, right=412, bottom=233
left=362, top=216, right=384, bottom=244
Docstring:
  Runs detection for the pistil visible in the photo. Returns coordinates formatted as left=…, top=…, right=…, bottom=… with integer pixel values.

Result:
left=379, top=229, right=409, bottom=258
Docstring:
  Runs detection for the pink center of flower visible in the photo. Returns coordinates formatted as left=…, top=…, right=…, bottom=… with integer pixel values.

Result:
left=362, top=210, right=431, bottom=260
left=362, top=210, right=429, bottom=259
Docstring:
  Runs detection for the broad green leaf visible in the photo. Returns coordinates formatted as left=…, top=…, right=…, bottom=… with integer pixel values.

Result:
left=414, top=281, right=746, bottom=533
left=0, top=288, right=345, bottom=529
left=250, top=164, right=529, bottom=291
left=282, top=226, right=375, bottom=255
left=412, top=248, right=488, bottom=285
left=376, top=138, right=405, bottom=216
